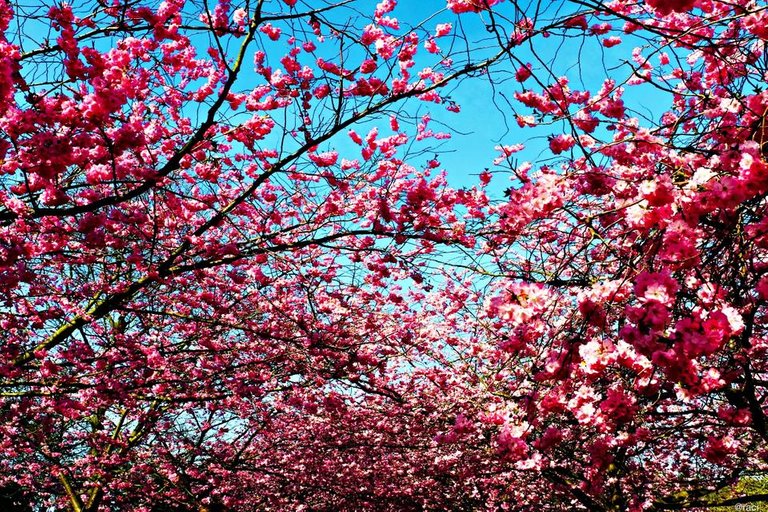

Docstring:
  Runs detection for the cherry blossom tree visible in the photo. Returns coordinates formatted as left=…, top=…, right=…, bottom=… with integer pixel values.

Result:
left=417, top=0, right=768, bottom=510
left=0, top=0, right=505, bottom=509
left=3, top=0, right=768, bottom=511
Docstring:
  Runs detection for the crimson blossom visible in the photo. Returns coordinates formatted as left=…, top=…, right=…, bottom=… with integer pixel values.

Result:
left=3, top=0, right=768, bottom=511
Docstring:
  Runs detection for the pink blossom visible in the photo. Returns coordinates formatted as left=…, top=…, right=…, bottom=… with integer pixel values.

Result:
left=447, top=0, right=504, bottom=14
left=515, top=63, right=532, bottom=82
left=309, top=151, right=339, bottom=167
left=259, top=23, right=281, bottom=41
left=435, top=23, right=452, bottom=37
left=548, top=134, right=576, bottom=154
